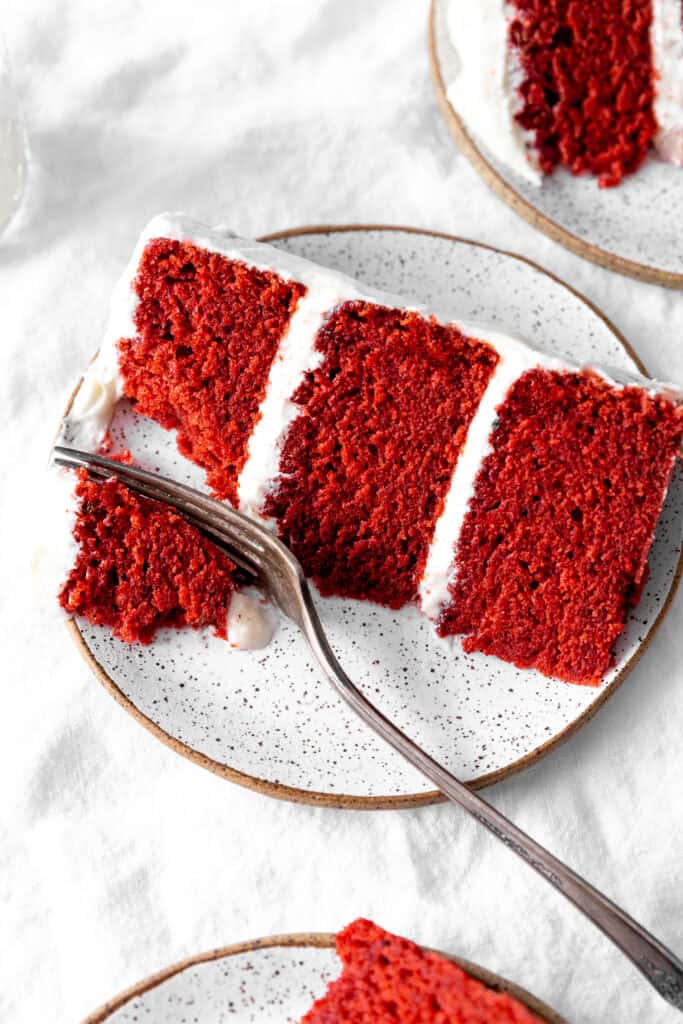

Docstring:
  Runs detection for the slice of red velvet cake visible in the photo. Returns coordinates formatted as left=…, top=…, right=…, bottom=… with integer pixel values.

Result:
left=301, top=919, right=545, bottom=1023
left=446, top=0, right=683, bottom=186
left=62, top=214, right=682, bottom=685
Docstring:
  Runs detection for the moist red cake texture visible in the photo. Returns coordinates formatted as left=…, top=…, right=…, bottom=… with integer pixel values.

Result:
left=301, top=919, right=543, bottom=1024
left=118, top=238, right=305, bottom=505
left=66, top=229, right=682, bottom=685
left=509, top=0, right=657, bottom=187
left=59, top=470, right=236, bottom=644
left=264, top=301, right=498, bottom=607
left=439, top=369, right=683, bottom=685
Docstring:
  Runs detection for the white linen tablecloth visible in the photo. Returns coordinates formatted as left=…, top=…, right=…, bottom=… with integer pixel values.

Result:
left=2, top=2, right=682, bottom=1021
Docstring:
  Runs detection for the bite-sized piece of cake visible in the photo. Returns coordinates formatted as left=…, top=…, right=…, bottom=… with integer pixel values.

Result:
left=62, top=214, right=682, bottom=685
left=446, top=0, right=683, bottom=186
left=59, top=469, right=237, bottom=644
left=437, top=370, right=683, bottom=685
left=301, top=919, right=544, bottom=1023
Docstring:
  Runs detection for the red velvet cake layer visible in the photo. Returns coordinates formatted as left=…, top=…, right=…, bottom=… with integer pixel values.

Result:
left=59, top=471, right=236, bottom=644
left=302, top=919, right=543, bottom=1023
left=264, top=302, right=498, bottom=608
left=118, top=239, right=306, bottom=504
left=439, top=369, right=683, bottom=685
left=509, top=0, right=657, bottom=186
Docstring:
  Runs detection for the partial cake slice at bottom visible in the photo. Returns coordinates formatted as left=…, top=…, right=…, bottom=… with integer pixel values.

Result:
left=59, top=470, right=237, bottom=645
left=302, top=919, right=543, bottom=1023
left=438, top=369, right=683, bottom=685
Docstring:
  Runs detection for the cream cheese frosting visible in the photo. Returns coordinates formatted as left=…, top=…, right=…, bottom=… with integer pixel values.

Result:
left=61, top=213, right=680, bottom=644
left=652, top=0, right=683, bottom=165
left=236, top=281, right=361, bottom=519
left=226, top=590, right=277, bottom=650
left=444, top=0, right=540, bottom=185
left=418, top=329, right=568, bottom=620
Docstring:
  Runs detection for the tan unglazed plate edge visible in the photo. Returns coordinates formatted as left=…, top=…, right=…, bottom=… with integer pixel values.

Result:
left=428, top=0, right=683, bottom=289
left=63, top=223, right=683, bottom=811
left=81, top=931, right=569, bottom=1024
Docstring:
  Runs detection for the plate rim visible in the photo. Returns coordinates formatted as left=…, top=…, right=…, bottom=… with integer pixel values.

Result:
left=428, top=0, right=683, bottom=290
left=80, top=930, right=570, bottom=1024
left=64, top=222, right=683, bottom=810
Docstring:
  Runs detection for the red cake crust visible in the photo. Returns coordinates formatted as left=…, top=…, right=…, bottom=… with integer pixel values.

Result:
left=509, top=0, right=657, bottom=187
left=264, top=302, right=498, bottom=608
left=118, top=238, right=306, bottom=505
left=302, top=919, right=543, bottom=1023
left=439, top=370, right=683, bottom=685
left=59, top=470, right=236, bottom=644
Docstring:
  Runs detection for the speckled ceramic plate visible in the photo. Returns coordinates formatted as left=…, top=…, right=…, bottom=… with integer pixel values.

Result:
left=81, top=932, right=568, bottom=1024
left=64, top=225, right=683, bottom=808
left=429, top=0, right=683, bottom=288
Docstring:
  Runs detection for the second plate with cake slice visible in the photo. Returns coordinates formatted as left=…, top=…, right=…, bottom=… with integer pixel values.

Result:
left=430, top=0, right=683, bottom=286
left=56, top=223, right=683, bottom=807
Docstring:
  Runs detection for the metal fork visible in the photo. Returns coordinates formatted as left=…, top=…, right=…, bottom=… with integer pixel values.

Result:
left=53, top=444, right=683, bottom=1011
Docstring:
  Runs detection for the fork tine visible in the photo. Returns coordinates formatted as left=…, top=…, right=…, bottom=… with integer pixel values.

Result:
left=52, top=446, right=273, bottom=576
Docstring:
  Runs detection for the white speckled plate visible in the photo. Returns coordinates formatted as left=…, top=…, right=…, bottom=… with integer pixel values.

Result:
left=64, top=225, right=683, bottom=807
left=429, top=0, right=683, bottom=287
left=81, top=932, right=568, bottom=1024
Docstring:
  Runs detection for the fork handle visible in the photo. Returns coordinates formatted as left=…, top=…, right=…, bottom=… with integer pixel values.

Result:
left=296, top=583, right=683, bottom=1012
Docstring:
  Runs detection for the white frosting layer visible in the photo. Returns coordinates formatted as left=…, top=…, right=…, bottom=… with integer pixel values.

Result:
left=237, top=281, right=360, bottom=517
left=445, top=0, right=540, bottom=185
left=61, top=213, right=681, bottom=640
left=419, top=329, right=568, bottom=619
left=652, top=0, right=683, bottom=164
